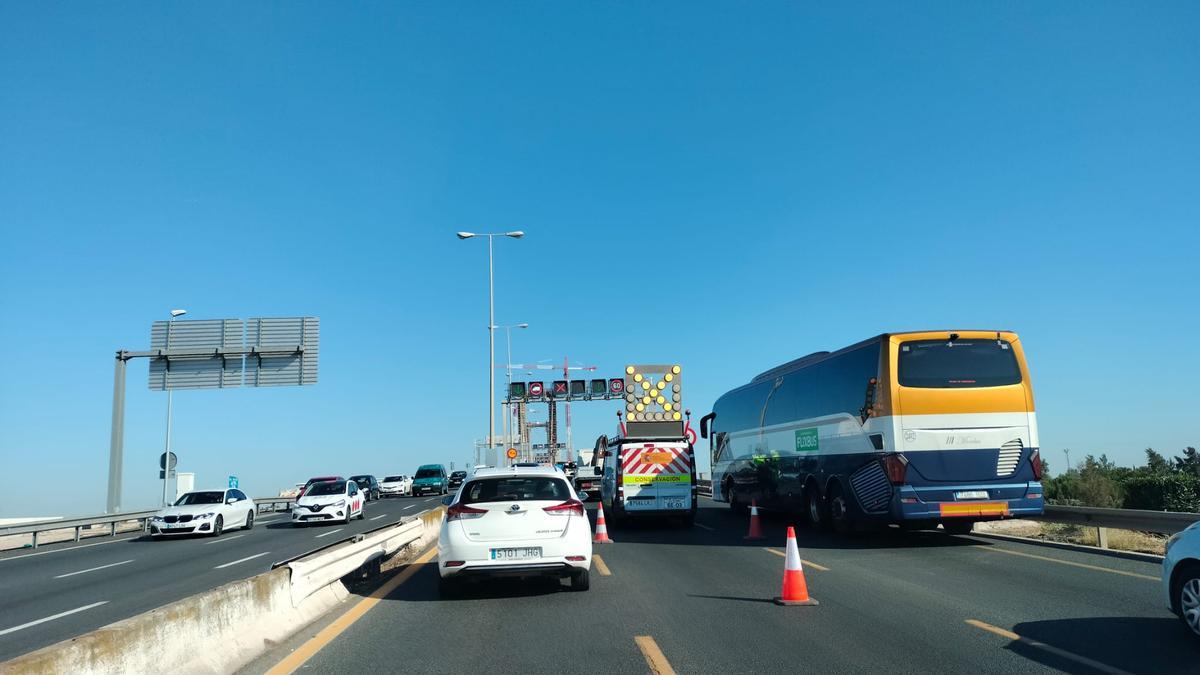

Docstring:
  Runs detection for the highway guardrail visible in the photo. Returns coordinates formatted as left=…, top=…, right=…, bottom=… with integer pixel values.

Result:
left=0, top=497, right=296, bottom=551
left=1038, top=504, right=1198, bottom=548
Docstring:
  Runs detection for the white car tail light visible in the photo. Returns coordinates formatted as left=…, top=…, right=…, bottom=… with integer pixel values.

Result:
left=543, top=499, right=585, bottom=517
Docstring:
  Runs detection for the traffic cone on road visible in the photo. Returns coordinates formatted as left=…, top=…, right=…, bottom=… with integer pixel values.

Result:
left=593, top=503, right=614, bottom=544
left=743, top=499, right=765, bottom=541
left=774, top=526, right=818, bottom=606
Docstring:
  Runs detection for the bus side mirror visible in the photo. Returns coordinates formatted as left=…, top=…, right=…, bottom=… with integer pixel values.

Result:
left=699, top=412, right=715, bottom=439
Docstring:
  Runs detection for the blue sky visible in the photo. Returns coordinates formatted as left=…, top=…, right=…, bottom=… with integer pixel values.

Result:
left=2, top=2, right=1197, bottom=517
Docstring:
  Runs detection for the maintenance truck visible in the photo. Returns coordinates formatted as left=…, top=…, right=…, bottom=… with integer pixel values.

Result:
left=598, top=364, right=697, bottom=526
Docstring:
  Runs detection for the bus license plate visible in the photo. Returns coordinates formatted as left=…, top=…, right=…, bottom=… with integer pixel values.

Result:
left=955, top=491, right=989, bottom=500
left=663, top=498, right=687, bottom=510
left=490, top=547, right=541, bottom=561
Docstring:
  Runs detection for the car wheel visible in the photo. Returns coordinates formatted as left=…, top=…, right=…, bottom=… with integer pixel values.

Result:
left=570, top=569, right=590, bottom=592
left=344, top=508, right=352, bottom=525
left=212, top=515, right=223, bottom=537
left=807, top=485, right=831, bottom=533
left=357, top=507, right=365, bottom=520
left=1176, top=564, right=1200, bottom=639
left=942, top=520, right=974, bottom=536
left=244, top=511, right=254, bottom=530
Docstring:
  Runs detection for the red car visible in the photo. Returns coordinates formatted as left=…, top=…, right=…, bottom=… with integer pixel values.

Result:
left=298, top=476, right=343, bottom=498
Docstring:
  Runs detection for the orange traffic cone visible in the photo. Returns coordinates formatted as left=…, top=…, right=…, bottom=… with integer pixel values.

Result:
left=744, top=499, right=765, bottom=541
left=774, top=526, right=818, bottom=606
left=593, top=503, right=614, bottom=544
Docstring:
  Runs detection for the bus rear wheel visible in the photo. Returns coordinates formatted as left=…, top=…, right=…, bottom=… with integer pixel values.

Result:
left=827, top=483, right=852, bottom=534
left=806, top=486, right=830, bottom=532
left=728, top=484, right=748, bottom=515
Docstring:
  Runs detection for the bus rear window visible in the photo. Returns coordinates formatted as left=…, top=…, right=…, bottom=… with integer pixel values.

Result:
left=898, top=339, right=1021, bottom=388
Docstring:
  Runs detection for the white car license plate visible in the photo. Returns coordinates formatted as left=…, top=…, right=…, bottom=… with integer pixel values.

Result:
left=663, top=498, right=687, bottom=510
left=490, top=547, right=541, bottom=561
left=955, top=490, right=989, bottom=500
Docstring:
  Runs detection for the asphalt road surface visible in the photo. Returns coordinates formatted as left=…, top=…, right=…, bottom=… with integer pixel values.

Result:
left=253, top=497, right=1200, bottom=675
left=0, top=495, right=444, bottom=661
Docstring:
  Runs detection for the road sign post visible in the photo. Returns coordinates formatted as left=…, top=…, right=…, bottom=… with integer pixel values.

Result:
left=105, top=316, right=319, bottom=514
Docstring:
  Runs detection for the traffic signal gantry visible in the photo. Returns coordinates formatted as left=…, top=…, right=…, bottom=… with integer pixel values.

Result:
left=504, top=366, right=683, bottom=465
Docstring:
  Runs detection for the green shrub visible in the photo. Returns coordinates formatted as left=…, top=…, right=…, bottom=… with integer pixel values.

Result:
left=1122, top=474, right=1200, bottom=512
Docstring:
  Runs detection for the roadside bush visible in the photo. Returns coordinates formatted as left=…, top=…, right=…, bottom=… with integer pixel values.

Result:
left=1122, top=474, right=1200, bottom=513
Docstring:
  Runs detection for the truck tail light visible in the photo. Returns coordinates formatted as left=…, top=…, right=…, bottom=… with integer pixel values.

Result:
left=1029, top=448, right=1043, bottom=480
left=883, top=453, right=909, bottom=485
left=543, top=499, right=585, bottom=517
left=446, top=503, right=486, bottom=521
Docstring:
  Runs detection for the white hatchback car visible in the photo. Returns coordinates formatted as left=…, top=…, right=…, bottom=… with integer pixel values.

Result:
left=151, top=489, right=256, bottom=537
left=438, top=467, right=592, bottom=596
left=1164, top=520, right=1200, bottom=640
left=292, top=479, right=366, bottom=526
left=379, top=474, right=412, bottom=498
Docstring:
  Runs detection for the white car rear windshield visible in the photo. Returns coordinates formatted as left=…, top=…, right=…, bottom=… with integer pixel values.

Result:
left=383, top=476, right=405, bottom=482
left=461, top=477, right=571, bottom=504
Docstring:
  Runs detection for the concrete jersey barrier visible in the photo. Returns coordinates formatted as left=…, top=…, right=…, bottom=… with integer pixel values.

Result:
left=0, top=509, right=444, bottom=675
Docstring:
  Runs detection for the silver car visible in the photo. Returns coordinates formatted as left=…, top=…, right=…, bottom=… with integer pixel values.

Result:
left=1163, top=520, right=1200, bottom=640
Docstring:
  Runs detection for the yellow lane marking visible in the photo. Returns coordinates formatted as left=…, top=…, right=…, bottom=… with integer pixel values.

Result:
left=265, top=547, right=437, bottom=675
left=593, top=554, right=612, bottom=576
left=693, top=522, right=715, bottom=531
left=973, top=545, right=1158, bottom=581
left=634, top=635, right=677, bottom=675
left=763, top=548, right=829, bottom=571
left=965, top=619, right=1133, bottom=675
left=965, top=618, right=1018, bottom=640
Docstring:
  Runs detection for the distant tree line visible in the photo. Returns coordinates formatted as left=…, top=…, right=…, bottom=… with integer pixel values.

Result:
left=1043, top=447, right=1200, bottom=512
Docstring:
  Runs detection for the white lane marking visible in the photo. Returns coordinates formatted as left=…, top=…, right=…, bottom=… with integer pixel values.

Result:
left=203, top=534, right=245, bottom=545
left=368, top=515, right=386, bottom=521
left=53, top=559, right=134, bottom=579
left=314, top=528, right=344, bottom=539
left=0, top=601, right=109, bottom=637
left=402, top=505, right=415, bottom=510
left=214, top=552, right=271, bottom=569
left=0, top=537, right=134, bottom=562
left=693, top=522, right=715, bottom=531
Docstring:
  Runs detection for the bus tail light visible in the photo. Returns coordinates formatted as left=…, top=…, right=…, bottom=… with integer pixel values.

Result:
left=446, top=503, right=487, bottom=521
left=543, top=499, right=585, bottom=517
left=1029, top=448, right=1043, bottom=480
left=883, top=453, right=909, bottom=485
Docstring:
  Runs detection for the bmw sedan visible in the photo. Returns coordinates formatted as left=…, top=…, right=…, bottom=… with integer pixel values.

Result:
left=437, top=467, right=592, bottom=597
left=151, top=489, right=256, bottom=537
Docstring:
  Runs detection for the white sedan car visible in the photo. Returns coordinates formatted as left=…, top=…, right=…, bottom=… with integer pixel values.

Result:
left=151, top=489, right=256, bottom=537
left=292, top=479, right=365, bottom=526
left=1164, top=520, right=1200, bottom=640
left=437, top=467, right=592, bottom=597
left=379, top=474, right=412, bottom=498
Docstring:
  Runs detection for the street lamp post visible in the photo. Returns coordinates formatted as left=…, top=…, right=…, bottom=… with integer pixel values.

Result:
left=457, top=231, right=524, bottom=466
left=163, top=308, right=186, bottom=506
left=494, top=322, right=529, bottom=452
